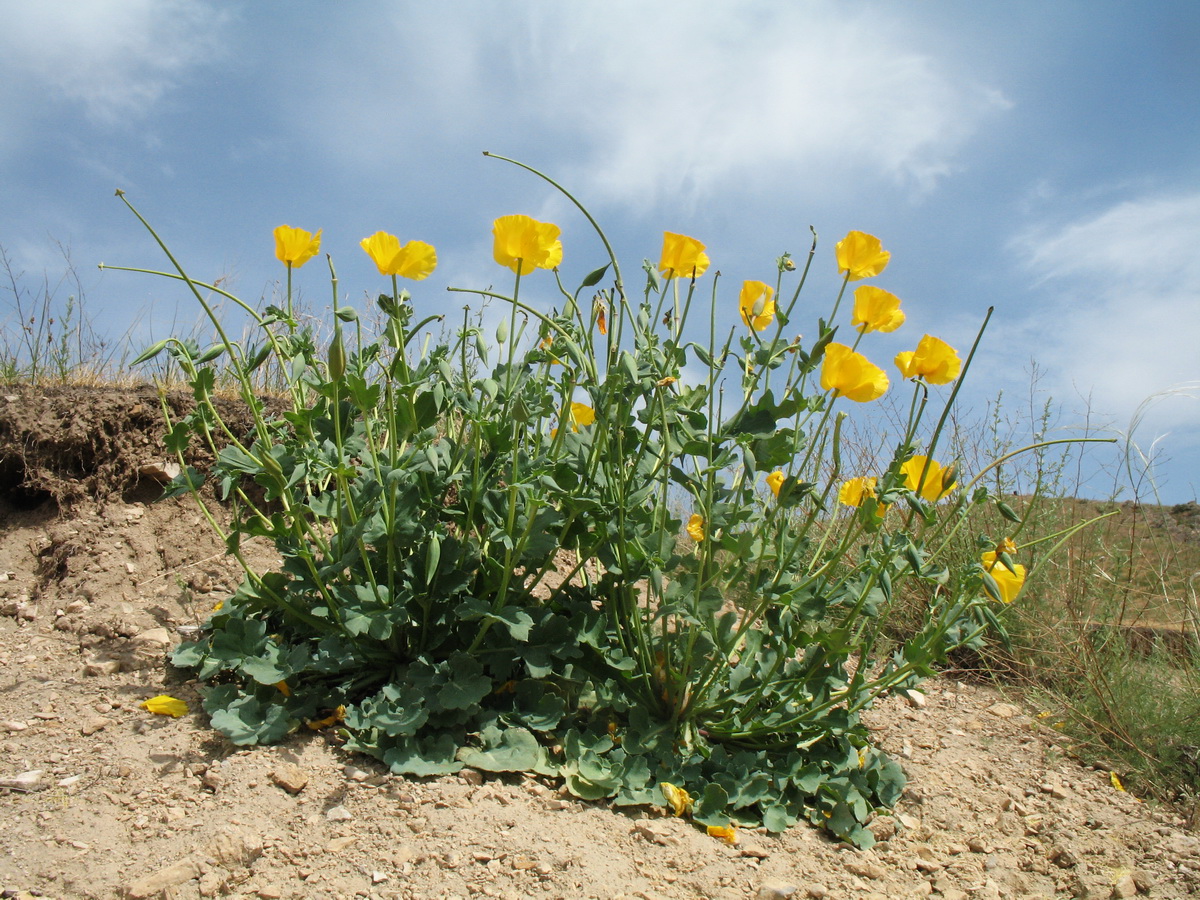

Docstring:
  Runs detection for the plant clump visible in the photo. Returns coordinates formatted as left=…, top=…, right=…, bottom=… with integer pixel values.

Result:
left=115, top=157, right=1040, bottom=848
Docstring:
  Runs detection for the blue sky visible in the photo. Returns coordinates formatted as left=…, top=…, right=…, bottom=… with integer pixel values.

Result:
left=2, top=1, right=1197, bottom=501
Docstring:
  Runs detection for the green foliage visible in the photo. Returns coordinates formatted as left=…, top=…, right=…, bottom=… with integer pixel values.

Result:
left=120, top=163, right=1032, bottom=848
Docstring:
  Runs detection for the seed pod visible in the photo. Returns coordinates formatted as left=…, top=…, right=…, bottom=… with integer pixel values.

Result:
left=327, top=334, right=346, bottom=381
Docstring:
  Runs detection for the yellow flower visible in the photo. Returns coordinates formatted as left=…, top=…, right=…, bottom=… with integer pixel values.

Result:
left=739, top=280, right=776, bottom=331
left=765, top=470, right=785, bottom=498
left=658, top=232, right=710, bottom=279
left=981, top=549, right=1026, bottom=604
left=835, top=230, right=889, bottom=281
left=660, top=782, right=693, bottom=817
left=551, top=402, right=595, bottom=438
left=140, top=695, right=189, bottom=718
left=900, top=455, right=957, bottom=502
left=360, top=231, right=438, bottom=280
left=492, top=214, right=563, bottom=275
left=275, top=681, right=292, bottom=697
left=274, top=225, right=322, bottom=268
left=306, top=705, right=347, bottom=731
left=850, top=285, right=905, bottom=333
left=707, top=824, right=739, bottom=846
left=895, top=334, right=962, bottom=385
left=686, top=514, right=706, bottom=542
left=820, top=342, right=889, bottom=403
left=838, top=476, right=878, bottom=507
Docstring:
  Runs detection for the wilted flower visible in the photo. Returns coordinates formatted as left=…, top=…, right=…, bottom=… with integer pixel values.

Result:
left=660, top=782, right=693, bottom=817
left=306, top=705, right=347, bottom=731
left=361, top=231, right=438, bottom=280
left=765, top=470, right=785, bottom=498
left=140, top=695, right=188, bottom=718
left=835, top=230, right=889, bottom=281
left=658, top=232, right=710, bottom=279
left=895, top=335, right=962, bottom=385
left=981, top=548, right=1026, bottom=604
left=838, top=476, right=878, bottom=507
left=739, top=280, right=776, bottom=331
left=820, top=342, right=889, bottom=403
left=900, top=455, right=957, bottom=502
left=851, top=285, right=905, bottom=333
left=492, top=214, right=563, bottom=275
left=707, top=824, right=739, bottom=845
left=274, top=225, right=322, bottom=268
left=686, top=514, right=706, bottom=543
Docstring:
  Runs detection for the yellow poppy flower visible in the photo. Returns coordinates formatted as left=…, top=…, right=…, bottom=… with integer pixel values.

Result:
left=660, top=782, right=693, bottom=817
left=850, top=285, right=905, bottom=333
left=765, top=470, right=785, bottom=498
left=707, top=824, right=739, bottom=845
left=274, top=225, right=322, bottom=268
left=895, top=334, right=962, bottom=385
left=981, top=549, right=1026, bottom=604
left=140, top=695, right=189, bottom=718
left=492, top=214, right=563, bottom=275
left=551, top=402, right=595, bottom=438
left=686, top=514, right=706, bottom=543
left=838, top=476, right=877, bottom=507
left=820, top=342, right=889, bottom=403
left=900, top=455, right=956, bottom=502
left=360, top=231, right=438, bottom=280
left=658, top=232, right=710, bottom=280
left=306, top=705, right=347, bottom=731
left=835, top=230, right=889, bottom=281
left=739, top=280, right=776, bottom=331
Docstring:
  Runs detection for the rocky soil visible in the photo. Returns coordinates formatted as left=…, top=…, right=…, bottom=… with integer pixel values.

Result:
left=0, top=385, right=1197, bottom=900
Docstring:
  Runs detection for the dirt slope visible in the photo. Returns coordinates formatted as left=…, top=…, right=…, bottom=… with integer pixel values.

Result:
left=0, top=386, right=1197, bottom=900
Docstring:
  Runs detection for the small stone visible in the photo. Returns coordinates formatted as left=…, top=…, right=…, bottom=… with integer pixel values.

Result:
left=805, top=887, right=828, bottom=900
left=986, top=702, right=1021, bottom=718
left=631, top=820, right=680, bottom=847
left=256, top=886, right=284, bottom=899
left=207, top=829, right=263, bottom=867
left=1110, top=873, right=1138, bottom=898
left=83, top=658, right=122, bottom=676
left=343, top=764, right=372, bottom=782
left=902, top=689, right=927, bottom=708
left=371, top=871, right=388, bottom=884
left=0, top=720, right=28, bottom=732
left=324, top=804, right=353, bottom=821
left=460, top=767, right=485, bottom=786
left=270, top=763, right=309, bottom=794
left=1051, top=846, right=1078, bottom=868
left=967, top=838, right=988, bottom=853
left=124, top=860, right=201, bottom=899
left=202, top=769, right=224, bottom=792
left=133, top=627, right=172, bottom=646
left=972, top=881, right=1002, bottom=900
left=844, top=859, right=885, bottom=880
left=327, top=836, right=358, bottom=852
left=754, top=879, right=799, bottom=900
left=897, top=813, right=920, bottom=829
left=740, top=845, right=771, bottom=860
left=0, top=769, right=46, bottom=791
left=940, top=890, right=969, bottom=900
left=81, top=716, right=111, bottom=735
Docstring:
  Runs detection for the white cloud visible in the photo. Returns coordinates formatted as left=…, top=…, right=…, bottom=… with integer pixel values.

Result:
left=0, top=0, right=229, bottom=124
left=298, top=2, right=1009, bottom=210
left=1009, top=191, right=1200, bottom=461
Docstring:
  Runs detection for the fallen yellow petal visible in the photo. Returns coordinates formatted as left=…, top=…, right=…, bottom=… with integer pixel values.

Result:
left=706, top=823, right=739, bottom=845
left=141, top=695, right=188, bottom=718
left=1110, top=771, right=1126, bottom=792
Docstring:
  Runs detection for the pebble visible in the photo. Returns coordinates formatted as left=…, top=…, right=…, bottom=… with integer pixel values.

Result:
left=1110, top=873, right=1138, bottom=898
left=986, top=702, right=1021, bottom=718
left=0, top=720, right=28, bottom=732
left=754, top=879, right=800, bottom=900
left=0, top=769, right=47, bottom=791
left=270, top=763, right=309, bottom=794
left=207, top=829, right=263, bottom=867
left=631, top=820, right=679, bottom=847
left=325, top=804, right=353, bottom=821
left=81, top=715, right=111, bottom=735
left=124, top=860, right=200, bottom=899
left=902, top=689, right=927, bottom=708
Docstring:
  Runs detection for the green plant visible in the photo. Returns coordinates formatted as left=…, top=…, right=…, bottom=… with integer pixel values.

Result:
left=115, top=158, right=1056, bottom=848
